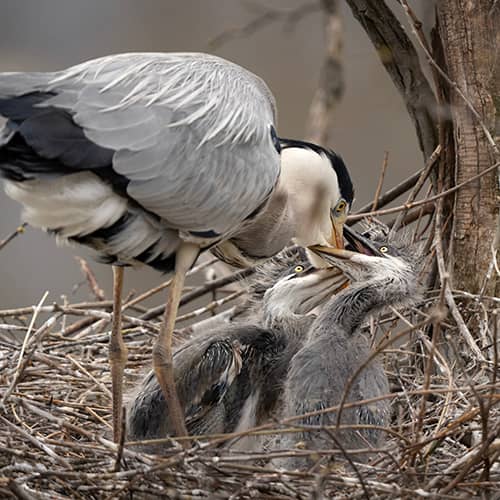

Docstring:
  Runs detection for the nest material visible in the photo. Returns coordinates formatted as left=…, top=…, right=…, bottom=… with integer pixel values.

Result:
left=0, top=256, right=498, bottom=499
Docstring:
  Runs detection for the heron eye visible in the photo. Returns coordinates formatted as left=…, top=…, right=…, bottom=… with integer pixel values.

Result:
left=335, top=200, right=347, bottom=214
left=294, top=265, right=304, bottom=273
left=379, top=246, right=389, bottom=253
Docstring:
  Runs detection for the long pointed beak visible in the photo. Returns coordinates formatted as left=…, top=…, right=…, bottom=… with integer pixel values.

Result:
left=329, top=218, right=345, bottom=249
left=309, top=245, right=358, bottom=261
left=343, top=225, right=382, bottom=256
left=310, top=225, right=383, bottom=261
left=296, top=266, right=350, bottom=313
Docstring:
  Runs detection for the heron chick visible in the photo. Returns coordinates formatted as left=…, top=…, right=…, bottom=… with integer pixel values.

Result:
left=0, top=53, right=354, bottom=440
left=273, top=223, right=422, bottom=468
left=127, top=248, right=348, bottom=449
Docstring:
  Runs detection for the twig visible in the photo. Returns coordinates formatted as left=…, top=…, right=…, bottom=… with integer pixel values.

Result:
left=348, top=161, right=500, bottom=221
left=371, top=151, right=389, bottom=211
left=15, top=291, right=49, bottom=372
left=0, top=415, right=70, bottom=468
left=391, top=144, right=442, bottom=232
left=70, top=257, right=218, bottom=338
left=0, top=222, right=28, bottom=251
left=335, top=318, right=432, bottom=429
left=175, top=290, right=245, bottom=324
left=75, top=257, right=106, bottom=301
left=1, top=313, right=60, bottom=407
left=433, top=192, right=486, bottom=362
left=207, top=2, right=321, bottom=50
left=140, top=266, right=255, bottom=321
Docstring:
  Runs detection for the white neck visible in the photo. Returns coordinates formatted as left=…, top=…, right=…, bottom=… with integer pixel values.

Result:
left=228, top=146, right=342, bottom=265
left=278, top=147, right=340, bottom=247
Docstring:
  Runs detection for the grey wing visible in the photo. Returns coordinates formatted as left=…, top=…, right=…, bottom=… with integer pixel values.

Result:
left=179, top=340, right=242, bottom=434
left=3, top=53, right=280, bottom=235
left=127, top=336, right=243, bottom=439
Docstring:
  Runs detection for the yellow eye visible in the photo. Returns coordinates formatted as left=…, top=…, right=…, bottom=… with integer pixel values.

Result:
left=294, top=265, right=304, bottom=273
left=379, top=246, right=389, bottom=253
left=335, top=200, right=347, bottom=214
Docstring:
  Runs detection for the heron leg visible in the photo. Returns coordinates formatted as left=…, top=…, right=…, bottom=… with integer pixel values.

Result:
left=109, top=265, right=128, bottom=443
left=153, top=242, right=199, bottom=439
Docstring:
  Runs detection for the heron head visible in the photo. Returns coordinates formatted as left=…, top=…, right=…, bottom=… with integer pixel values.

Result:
left=278, top=139, right=354, bottom=267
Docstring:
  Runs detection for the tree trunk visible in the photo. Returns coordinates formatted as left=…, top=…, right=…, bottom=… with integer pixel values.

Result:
left=436, top=1, right=499, bottom=295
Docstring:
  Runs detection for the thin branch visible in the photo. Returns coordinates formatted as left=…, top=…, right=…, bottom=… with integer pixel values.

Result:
left=75, top=257, right=106, bottom=302
left=0, top=222, right=28, bottom=251
left=140, top=266, right=255, bottom=321
left=207, top=2, right=321, bottom=50
left=371, top=151, right=389, bottom=211
left=349, top=161, right=500, bottom=221
left=391, top=144, right=442, bottom=232
left=350, top=168, right=424, bottom=221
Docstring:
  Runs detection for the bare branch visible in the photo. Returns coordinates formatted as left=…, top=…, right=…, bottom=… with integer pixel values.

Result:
left=371, top=151, right=389, bottom=211
left=207, top=2, right=321, bottom=50
left=75, top=257, right=106, bottom=302
left=0, top=222, right=28, bottom=251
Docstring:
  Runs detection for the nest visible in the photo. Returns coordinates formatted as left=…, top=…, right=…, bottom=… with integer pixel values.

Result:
left=0, top=247, right=498, bottom=499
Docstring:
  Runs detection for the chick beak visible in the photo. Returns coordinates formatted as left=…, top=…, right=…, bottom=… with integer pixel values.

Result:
left=308, top=245, right=358, bottom=261
left=310, top=225, right=382, bottom=261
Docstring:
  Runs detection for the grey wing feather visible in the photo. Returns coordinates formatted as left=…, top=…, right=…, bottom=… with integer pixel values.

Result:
left=127, top=335, right=242, bottom=439
left=178, top=339, right=243, bottom=428
left=2, top=53, right=280, bottom=234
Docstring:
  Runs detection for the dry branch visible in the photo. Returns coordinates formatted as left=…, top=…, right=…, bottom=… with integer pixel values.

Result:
left=0, top=223, right=28, bottom=252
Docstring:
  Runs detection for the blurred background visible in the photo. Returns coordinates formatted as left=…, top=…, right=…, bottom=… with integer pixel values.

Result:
left=0, top=0, right=428, bottom=308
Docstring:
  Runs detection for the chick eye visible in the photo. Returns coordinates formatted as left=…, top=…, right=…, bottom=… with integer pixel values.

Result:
left=379, top=246, right=389, bottom=253
left=294, top=265, right=304, bottom=273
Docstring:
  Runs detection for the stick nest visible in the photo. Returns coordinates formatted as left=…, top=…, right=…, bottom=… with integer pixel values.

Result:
left=0, top=252, right=498, bottom=499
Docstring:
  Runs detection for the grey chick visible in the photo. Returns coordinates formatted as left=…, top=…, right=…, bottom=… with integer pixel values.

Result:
left=274, top=223, right=422, bottom=468
left=127, top=247, right=348, bottom=449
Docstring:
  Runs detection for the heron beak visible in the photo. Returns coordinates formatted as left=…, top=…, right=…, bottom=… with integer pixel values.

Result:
left=308, top=245, right=358, bottom=261
left=343, top=225, right=382, bottom=256
left=328, top=218, right=345, bottom=249
left=309, top=225, right=382, bottom=262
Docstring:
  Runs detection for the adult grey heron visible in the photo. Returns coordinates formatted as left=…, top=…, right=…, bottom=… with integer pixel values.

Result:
left=274, top=224, right=422, bottom=468
left=0, top=53, right=354, bottom=441
left=127, top=247, right=348, bottom=448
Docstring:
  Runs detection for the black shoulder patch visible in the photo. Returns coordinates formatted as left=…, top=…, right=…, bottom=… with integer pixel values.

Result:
left=0, top=92, right=55, bottom=122
left=270, top=125, right=281, bottom=153
left=19, top=107, right=113, bottom=169
left=189, top=229, right=220, bottom=238
left=0, top=93, right=131, bottom=196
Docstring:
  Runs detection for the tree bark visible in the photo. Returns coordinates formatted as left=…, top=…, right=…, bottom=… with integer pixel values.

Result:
left=436, top=0, right=500, bottom=295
